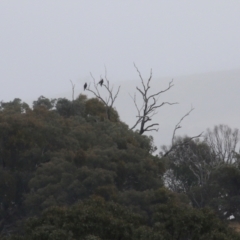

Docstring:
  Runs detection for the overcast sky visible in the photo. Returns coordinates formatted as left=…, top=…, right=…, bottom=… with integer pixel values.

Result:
left=0, top=1, right=240, bottom=148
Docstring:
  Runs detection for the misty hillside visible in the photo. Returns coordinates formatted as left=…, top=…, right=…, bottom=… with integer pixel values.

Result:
left=45, top=68, right=240, bottom=150
left=0, top=93, right=240, bottom=239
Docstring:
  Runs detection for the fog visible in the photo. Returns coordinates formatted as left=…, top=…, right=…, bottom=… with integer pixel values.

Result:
left=0, top=1, right=240, bottom=148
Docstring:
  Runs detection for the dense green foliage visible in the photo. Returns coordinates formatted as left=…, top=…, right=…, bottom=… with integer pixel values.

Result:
left=0, top=95, right=239, bottom=239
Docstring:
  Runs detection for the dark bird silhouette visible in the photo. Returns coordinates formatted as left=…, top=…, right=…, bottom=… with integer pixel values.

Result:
left=84, top=83, right=87, bottom=91
left=98, top=79, right=104, bottom=86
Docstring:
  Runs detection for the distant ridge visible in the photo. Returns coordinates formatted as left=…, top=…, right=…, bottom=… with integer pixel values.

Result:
left=171, top=67, right=240, bottom=79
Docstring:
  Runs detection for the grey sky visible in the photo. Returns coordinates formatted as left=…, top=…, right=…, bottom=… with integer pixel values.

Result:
left=0, top=1, right=240, bottom=148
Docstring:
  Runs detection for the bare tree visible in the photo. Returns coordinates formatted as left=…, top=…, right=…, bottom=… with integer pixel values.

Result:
left=204, top=124, right=239, bottom=164
left=130, top=64, right=177, bottom=134
left=86, top=69, right=120, bottom=121
left=176, top=140, right=213, bottom=184
left=163, top=136, right=216, bottom=208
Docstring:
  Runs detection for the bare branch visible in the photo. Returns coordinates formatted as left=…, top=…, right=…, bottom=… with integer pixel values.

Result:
left=87, top=74, right=107, bottom=105
left=147, top=101, right=178, bottom=114
left=136, top=86, right=145, bottom=98
left=130, top=118, right=143, bottom=131
left=69, top=80, right=75, bottom=101
left=144, top=123, right=159, bottom=132
left=133, top=63, right=152, bottom=93
left=172, top=107, right=195, bottom=146
left=129, top=93, right=144, bottom=127
left=144, top=128, right=159, bottom=132
left=86, top=70, right=121, bottom=120
left=162, top=107, right=203, bottom=157
left=148, top=79, right=174, bottom=100
left=130, top=64, right=177, bottom=135
left=163, top=132, right=203, bottom=157
left=129, top=94, right=140, bottom=114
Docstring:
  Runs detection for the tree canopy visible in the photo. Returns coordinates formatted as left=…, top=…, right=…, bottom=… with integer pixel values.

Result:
left=0, top=95, right=239, bottom=239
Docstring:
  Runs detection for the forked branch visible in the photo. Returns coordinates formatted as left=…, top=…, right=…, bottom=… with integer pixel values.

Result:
left=130, top=64, right=177, bottom=134
left=163, top=107, right=203, bottom=157
left=86, top=69, right=120, bottom=120
left=70, top=80, right=75, bottom=101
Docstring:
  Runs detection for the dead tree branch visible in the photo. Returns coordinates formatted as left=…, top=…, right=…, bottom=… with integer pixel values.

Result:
left=86, top=70, right=120, bottom=120
left=162, top=107, right=203, bottom=157
left=130, top=64, right=178, bottom=134
left=70, top=80, right=75, bottom=101
left=171, top=107, right=194, bottom=146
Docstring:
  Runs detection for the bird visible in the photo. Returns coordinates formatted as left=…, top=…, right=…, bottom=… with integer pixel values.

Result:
left=98, top=79, right=104, bottom=86
left=84, top=83, right=87, bottom=91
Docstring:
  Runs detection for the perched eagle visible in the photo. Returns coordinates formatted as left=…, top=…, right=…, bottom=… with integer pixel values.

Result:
left=84, top=83, right=87, bottom=91
left=98, top=79, right=104, bottom=86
